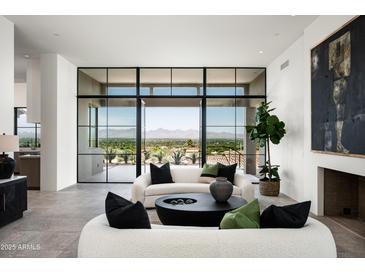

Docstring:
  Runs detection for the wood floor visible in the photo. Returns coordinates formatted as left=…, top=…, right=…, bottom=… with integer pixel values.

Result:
left=0, top=183, right=364, bottom=258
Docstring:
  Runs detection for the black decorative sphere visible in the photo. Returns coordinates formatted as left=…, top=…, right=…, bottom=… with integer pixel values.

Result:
left=0, top=154, right=16, bottom=179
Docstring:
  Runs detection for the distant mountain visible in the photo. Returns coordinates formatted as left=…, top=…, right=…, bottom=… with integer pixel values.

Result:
left=146, top=128, right=199, bottom=139
left=99, top=128, right=243, bottom=139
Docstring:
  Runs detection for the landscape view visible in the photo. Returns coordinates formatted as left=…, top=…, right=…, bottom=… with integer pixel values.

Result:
left=97, top=105, right=249, bottom=172
left=99, top=131, right=245, bottom=168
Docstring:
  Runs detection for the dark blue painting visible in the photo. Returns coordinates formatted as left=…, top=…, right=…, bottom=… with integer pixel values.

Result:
left=311, top=16, right=365, bottom=156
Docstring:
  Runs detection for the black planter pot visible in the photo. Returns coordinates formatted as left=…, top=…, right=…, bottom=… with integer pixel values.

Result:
left=0, top=154, right=16, bottom=179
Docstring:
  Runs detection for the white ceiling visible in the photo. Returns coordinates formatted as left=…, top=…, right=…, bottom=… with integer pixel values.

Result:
left=6, top=15, right=318, bottom=82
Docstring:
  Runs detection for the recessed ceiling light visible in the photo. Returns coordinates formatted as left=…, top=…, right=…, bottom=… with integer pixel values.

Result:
left=53, top=33, right=60, bottom=37
left=24, top=54, right=30, bottom=59
left=259, top=50, right=264, bottom=54
left=274, top=33, right=280, bottom=37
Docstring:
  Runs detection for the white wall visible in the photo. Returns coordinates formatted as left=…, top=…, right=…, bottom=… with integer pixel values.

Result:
left=40, top=54, right=77, bottom=191
left=267, top=36, right=305, bottom=202
left=14, top=83, right=27, bottom=107
left=268, top=15, right=365, bottom=215
left=57, top=55, right=77, bottom=190
left=0, top=16, right=14, bottom=136
left=26, top=59, right=41, bottom=123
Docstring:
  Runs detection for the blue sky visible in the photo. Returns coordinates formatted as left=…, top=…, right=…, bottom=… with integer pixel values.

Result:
left=145, top=107, right=199, bottom=130
left=97, top=106, right=245, bottom=130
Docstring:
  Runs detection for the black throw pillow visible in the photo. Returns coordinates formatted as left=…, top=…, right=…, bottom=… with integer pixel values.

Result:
left=105, top=192, right=151, bottom=229
left=150, top=163, right=174, bottom=184
left=217, top=163, right=237, bottom=184
left=260, top=201, right=311, bottom=228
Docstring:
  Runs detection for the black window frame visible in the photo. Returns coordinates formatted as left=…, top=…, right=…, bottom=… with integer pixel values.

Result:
left=77, top=67, right=267, bottom=184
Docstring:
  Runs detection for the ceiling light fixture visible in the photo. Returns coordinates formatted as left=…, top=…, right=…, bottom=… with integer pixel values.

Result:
left=259, top=50, right=264, bottom=54
left=23, top=54, right=30, bottom=59
left=53, top=33, right=60, bottom=37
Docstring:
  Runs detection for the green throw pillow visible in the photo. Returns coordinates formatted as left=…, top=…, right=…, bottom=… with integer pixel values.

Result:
left=220, top=199, right=260, bottom=229
left=201, top=163, right=219, bottom=177
left=199, top=163, right=219, bottom=183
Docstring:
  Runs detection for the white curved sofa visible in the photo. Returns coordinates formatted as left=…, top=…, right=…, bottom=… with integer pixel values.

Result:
left=78, top=214, right=337, bottom=258
left=132, top=167, right=259, bottom=208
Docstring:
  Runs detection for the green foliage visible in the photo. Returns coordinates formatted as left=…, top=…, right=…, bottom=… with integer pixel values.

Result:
left=143, top=151, right=151, bottom=161
left=186, top=139, right=194, bottom=147
left=19, top=138, right=40, bottom=148
left=120, top=150, right=130, bottom=164
left=104, top=147, right=117, bottom=163
left=258, top=163, right=280, bottom=181
left=96, top=137, right=246, bottom=166
left=153, top=150, right=165, bottom=164
left=187, top=152, right=199, bottom=164
left=206, top=139, right=243, bottom=155
left=171, top=150, right=185, bottom=165
left=246, top=101, right=286, bottom=181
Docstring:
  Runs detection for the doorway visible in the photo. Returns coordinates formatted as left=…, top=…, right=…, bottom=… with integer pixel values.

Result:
left=141, top=98, right=202, bottom=174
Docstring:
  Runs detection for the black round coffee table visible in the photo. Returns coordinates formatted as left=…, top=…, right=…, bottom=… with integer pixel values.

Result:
left=155, top=193, right=247, bottom=227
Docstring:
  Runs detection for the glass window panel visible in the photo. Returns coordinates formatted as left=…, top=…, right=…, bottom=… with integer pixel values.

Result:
left=78, top=126, right=107, bottom=154
left=140, top=69, right=171, bottom=96
left=236, top=68, right=265, bottom=96
left=236, top=127, right=244, bottom=152
left=207, top=69, right=235, bottom=96
left=207, top=98, right=235, bottom=126
left=90, top=108, right=97, bottom=126
left=107, top=154, right=136, bottom=182
left=172, top=87, right=199, bottom=96
left=16, top=108, right=34, bottom=127
left=107, top=69, right=136, bottom=95
left=152, top=87, right=171, bottom=96
left=107, top=99, right=136, bottom=126
left=207, top=87, right=235, bottom=96
left=89, top=127, right=97, bottom=147
left=235, top=87, right=246, bottom=96
left=78, top=69, right=107, bottom=95
left=207, top=127, right=247, bottom=169
left=235, top=98, right=265, bottom=126
left=172, top=69, right=203, bottom=96
left=140, top=87, right=151, bottom=96
left=78, top=98, right=107, bottom=126
left=36, top=127, right=41, bottom=147
left=78, top=155, right=106, bottom=182
left=18, top=127, right=36, bottom=148
left=107, top=127, right=136, bottom=154
left=206, top=126, right=236, bottom=160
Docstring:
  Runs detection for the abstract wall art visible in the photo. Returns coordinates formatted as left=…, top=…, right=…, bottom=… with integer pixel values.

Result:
left=311, top=16, right=365, bottom=157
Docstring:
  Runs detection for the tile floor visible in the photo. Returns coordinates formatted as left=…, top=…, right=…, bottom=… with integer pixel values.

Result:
left=0, top=183, right=364, bottom=257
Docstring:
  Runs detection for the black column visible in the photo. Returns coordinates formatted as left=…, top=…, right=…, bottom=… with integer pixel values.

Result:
left=201, top=68, right=207, bottom=166
left=136, top=68, right=142, bottom=177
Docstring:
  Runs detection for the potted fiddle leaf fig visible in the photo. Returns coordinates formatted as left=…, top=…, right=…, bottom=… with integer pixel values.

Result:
left=246, top=101, right=286, bottom=196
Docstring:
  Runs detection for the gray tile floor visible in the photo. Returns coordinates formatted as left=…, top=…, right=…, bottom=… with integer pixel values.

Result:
left=0, top=183, right=364, bottom=258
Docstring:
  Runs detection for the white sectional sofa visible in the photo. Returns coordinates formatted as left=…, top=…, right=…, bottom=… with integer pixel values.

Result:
left=78, top=214, right=337, bottom=258
left=132, top=166, right=259, bottom=208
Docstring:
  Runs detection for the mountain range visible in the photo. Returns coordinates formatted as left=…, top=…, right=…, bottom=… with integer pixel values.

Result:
left=101, top=128, right=243, bottom=139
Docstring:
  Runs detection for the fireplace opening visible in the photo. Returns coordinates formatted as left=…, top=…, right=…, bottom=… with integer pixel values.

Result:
left=324, top=168, right=365, bottom=237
